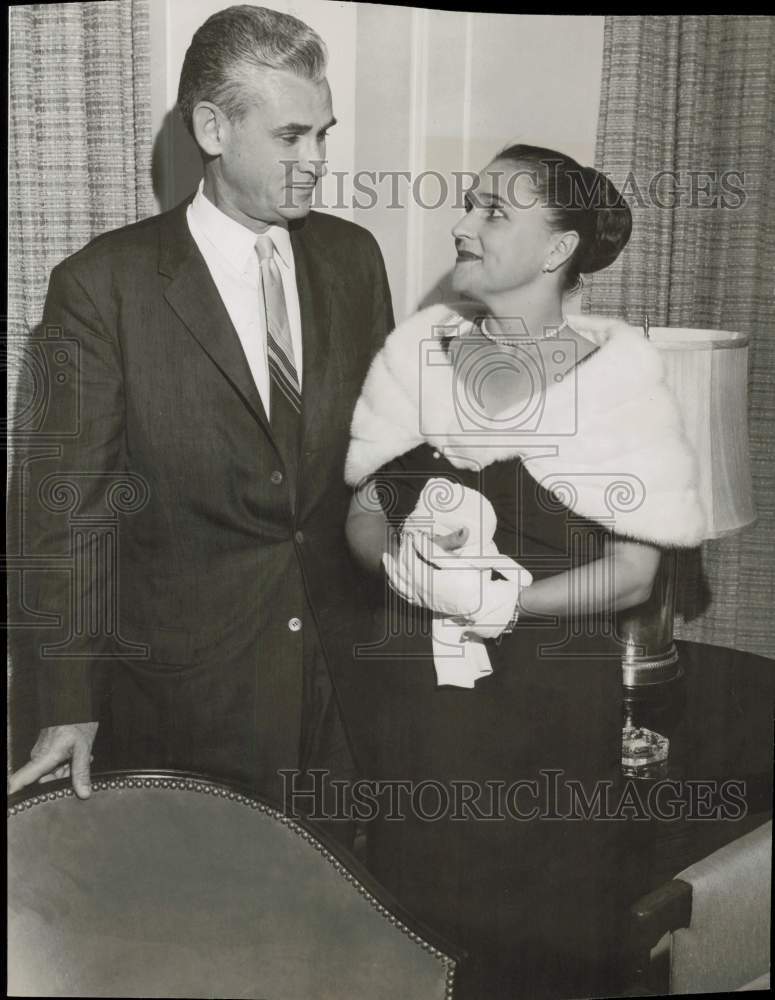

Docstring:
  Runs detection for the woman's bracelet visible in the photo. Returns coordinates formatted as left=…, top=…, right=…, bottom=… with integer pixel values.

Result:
left=501, top=596, right=522, bottom=635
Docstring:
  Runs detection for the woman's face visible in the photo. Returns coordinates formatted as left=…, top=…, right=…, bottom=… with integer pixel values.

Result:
left=450, top=159, right=557, bottom=305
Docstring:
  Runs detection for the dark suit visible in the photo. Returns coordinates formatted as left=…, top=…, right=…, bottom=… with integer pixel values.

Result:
left=19, top=199, right=393, bottom=803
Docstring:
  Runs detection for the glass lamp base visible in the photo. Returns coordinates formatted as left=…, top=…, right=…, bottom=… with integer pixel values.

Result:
left=621, top=725, right=670, bottom=779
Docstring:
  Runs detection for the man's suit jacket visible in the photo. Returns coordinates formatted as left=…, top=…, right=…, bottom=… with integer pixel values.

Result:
left=22, top=199, right=393, bottom=798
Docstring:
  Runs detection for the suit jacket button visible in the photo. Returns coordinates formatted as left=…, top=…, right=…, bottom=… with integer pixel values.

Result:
left=288, top=617, right=302, bottom=632
left=294, top=530, right=304, bottom=544
left=270, top=470, right=283, bottom=485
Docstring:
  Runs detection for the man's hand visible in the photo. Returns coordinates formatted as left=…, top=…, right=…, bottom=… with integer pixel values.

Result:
left=8, top=723, right=99, bottom=800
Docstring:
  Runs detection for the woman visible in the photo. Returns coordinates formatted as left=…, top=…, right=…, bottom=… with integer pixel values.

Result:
left=344, top=145, right=705, bottom=999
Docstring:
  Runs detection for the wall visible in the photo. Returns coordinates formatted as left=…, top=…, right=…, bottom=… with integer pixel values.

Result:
left=352, top=6, right=605, bottom=318
left=149, top=2, right=605, bottom=320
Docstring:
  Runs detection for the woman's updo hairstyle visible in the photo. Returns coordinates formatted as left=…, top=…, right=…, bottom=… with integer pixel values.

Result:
left=496, top=144, right=632, bottom=290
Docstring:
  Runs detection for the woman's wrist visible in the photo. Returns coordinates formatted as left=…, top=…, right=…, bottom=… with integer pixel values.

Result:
left=503, top=583, right=544, bottom=628
left=501, top=592, right=523, bottom=634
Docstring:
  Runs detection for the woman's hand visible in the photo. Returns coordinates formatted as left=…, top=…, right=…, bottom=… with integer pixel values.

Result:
left=462, top=561, right=534, bottom=640
left=431, top=526, right=469, bottom=551
left=345, top=478, right=474, bottom=576
left=383, top=531, right=485, bottom=617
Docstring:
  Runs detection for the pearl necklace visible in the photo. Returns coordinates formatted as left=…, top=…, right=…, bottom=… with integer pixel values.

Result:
left=479, top=316, right=570, bottom=346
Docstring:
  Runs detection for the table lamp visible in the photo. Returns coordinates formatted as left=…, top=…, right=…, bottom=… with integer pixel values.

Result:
left=619, top=325, right=756, bottom=776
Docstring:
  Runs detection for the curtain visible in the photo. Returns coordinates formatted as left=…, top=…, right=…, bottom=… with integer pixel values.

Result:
left=8, top=0, right=154, bottom=766
left=587, top=15, right=775, bottom=658
left=9, top=0, right=154, bottom=363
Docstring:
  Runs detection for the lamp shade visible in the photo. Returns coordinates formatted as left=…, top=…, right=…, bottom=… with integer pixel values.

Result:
left=648, top=327, right=756, bottom=539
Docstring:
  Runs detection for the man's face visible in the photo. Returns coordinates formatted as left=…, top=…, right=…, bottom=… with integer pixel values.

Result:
left=211, top=68, right=334, bottom=229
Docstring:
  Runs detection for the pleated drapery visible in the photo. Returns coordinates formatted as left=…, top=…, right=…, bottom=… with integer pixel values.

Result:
left=588, top=15, right=775, bottom=657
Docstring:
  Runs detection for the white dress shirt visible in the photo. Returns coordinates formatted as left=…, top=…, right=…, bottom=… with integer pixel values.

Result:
left=186, top=180, right=303, bottom=418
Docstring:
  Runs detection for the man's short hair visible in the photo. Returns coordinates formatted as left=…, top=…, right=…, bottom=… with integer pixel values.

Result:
left=177, top=4, right=328, bottom=136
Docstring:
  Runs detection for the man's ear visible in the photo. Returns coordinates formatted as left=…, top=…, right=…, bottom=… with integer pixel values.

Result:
left=191, top=102, right=225, bottom=157
left=544, top=230, right=580, bottom=272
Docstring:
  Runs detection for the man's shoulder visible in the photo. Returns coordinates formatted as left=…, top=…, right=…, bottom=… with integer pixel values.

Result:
left=55, top=202, right=189, bottom=278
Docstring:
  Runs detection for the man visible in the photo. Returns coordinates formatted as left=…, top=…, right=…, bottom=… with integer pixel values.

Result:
left=9, top=5, right=393, bottom=824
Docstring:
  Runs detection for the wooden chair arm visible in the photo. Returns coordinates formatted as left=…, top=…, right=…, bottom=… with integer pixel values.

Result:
left=625, top=878, right=693, bottom=986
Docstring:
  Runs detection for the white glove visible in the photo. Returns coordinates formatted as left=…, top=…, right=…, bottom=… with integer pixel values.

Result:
left=383, top=479, right=533, bottom=639
left=383, top=531, right=486, bottom=618
left=463, top=560, right=534, bottom=640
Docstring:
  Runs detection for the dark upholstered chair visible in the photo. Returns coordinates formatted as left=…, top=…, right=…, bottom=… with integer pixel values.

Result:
left=8, top=771, right=458, bottom=998
left=627, top=820, right=771, bottom=994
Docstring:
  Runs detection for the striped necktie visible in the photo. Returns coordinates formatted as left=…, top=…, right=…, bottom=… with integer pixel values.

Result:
left=255, top=233, right=301, bottom=415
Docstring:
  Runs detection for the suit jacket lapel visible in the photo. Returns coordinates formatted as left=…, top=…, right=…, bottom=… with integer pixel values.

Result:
left=159, top=202, right=271, bottom=434
left=158, top=204, right=337, bottom=472
left=291, top=221, right=333, bottom=454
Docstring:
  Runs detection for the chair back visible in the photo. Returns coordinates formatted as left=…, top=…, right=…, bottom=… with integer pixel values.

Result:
left=8, top=772, right=457, bottom=998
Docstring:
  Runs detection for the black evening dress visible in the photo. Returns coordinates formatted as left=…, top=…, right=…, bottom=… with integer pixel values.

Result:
left=358, top=442, right=630, bottom=1000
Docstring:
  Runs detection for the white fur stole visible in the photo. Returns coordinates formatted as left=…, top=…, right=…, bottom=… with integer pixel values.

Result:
left=345, top=304, right=707, bottom=547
